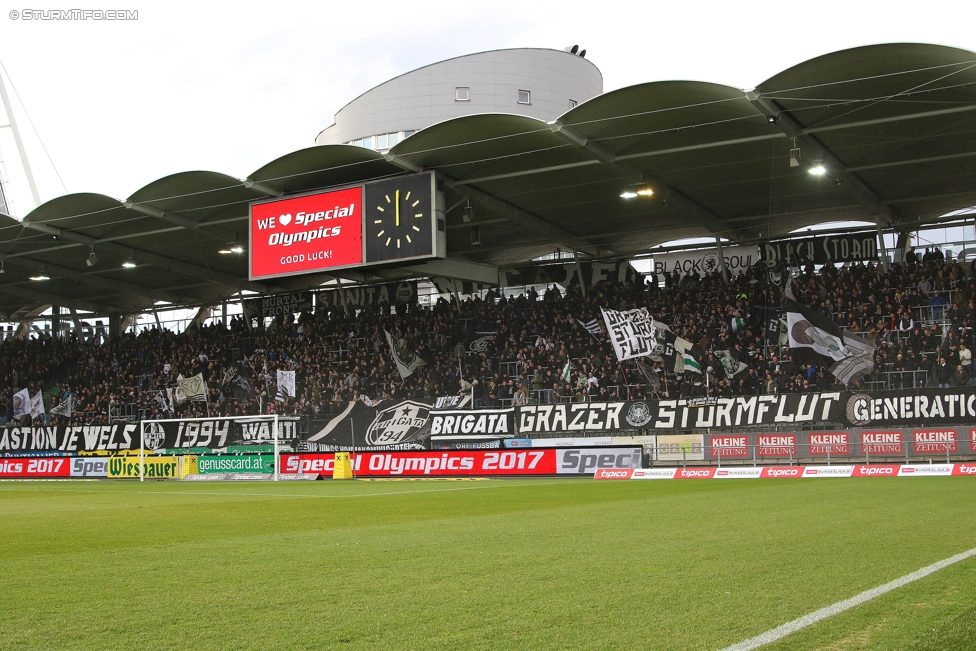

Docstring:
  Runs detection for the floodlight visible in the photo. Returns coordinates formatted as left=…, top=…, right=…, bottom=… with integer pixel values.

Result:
left=122, top=258, right=137, bottom=268
left=809, top=164, right=827, bottom=176
left=620, top=191, right=638, bottom=199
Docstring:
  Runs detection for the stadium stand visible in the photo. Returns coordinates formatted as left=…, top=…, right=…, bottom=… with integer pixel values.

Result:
left=3, top=252, right=974, bottom=428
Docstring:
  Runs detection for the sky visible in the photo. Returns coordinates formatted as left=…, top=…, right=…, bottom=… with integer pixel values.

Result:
left=0, top=0, right=974, bottom=218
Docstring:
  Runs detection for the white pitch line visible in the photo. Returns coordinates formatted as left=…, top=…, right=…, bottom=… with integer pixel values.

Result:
left=718, top=546, right=976, bottom=651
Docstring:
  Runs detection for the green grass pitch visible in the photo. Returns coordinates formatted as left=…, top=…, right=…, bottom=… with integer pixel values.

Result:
left=1, top=477, right=975, bottom=650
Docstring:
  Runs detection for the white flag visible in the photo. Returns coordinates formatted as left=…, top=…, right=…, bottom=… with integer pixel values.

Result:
left=29, top=392, right=45, bottom=419
left=178, top=373, right=208, bottom=402
left=12, top=388, right=30, bottom=419
left=51, top=393, right=74, bottom=417
left=276, top=370, right=296, bottom=401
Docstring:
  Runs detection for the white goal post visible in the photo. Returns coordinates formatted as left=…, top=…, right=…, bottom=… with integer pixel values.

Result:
left=138, top=414, right=282, bottom=482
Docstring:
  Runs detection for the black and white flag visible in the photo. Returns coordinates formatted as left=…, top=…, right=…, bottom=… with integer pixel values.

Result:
left=786, top=300, right=875, bottom=384
left=222, top=364, right=256, bottom=401
left=276, top=370, right=296, bottom=402
left=385, top=330, right=427, bottom=379
left=601, top=308, right=656, bottom=361
left=576, top=318, right=603, bottom=339
left=714, top=350, right=748, bottom=377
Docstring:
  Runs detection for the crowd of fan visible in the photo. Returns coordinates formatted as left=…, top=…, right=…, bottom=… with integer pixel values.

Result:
left=3, top=248, right=976, bottom=427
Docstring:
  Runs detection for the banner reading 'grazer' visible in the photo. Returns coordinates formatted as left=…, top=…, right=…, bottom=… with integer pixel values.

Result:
left=515, top=388, right=976, bottom=434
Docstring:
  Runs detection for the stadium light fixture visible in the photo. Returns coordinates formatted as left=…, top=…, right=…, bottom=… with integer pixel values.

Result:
left=218, top=248, right=233, bottom=254
left=230, top=245, right=244, bottom=254
left=809, top=164, right=827, bottom=176
left=620, top=191, right=638, bottom=199
left=637, top=188, right=654, bottom=196
left=122, top=258, right=137, bottom=268
left=30, top=267, right=50, bottom=281
left=86, top=246, right=98, bottom=267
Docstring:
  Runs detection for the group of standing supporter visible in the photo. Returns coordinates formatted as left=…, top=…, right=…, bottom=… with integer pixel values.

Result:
left=3, top=249, right=976, bottom=427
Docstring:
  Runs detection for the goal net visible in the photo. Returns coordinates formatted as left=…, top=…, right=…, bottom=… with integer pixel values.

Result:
left=137, top=415, right=302, bottom=481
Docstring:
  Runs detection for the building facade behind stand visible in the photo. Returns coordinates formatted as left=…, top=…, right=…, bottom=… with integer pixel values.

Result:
left=316, top=48, right=602, bottom=150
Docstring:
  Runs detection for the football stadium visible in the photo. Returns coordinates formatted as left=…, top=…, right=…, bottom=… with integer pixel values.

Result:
left=3, top=41, right=976, bottom=650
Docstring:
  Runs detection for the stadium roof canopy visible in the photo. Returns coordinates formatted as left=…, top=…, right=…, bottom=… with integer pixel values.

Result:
left=2, top=42, right=976, bottom=320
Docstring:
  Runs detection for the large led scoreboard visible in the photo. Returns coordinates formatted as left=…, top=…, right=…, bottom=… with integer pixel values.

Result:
left=249, top=172, right=445, bottom=281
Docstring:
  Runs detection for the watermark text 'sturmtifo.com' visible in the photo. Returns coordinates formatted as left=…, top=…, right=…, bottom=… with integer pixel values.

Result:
left=9, top=9, right=138, bottom=20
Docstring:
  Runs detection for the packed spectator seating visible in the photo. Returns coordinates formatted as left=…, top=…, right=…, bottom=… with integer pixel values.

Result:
left=3, top=249, right=976, bottom=427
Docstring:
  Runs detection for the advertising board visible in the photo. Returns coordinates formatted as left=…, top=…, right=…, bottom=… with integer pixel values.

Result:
left=709, top=435, right=749, bottom=458
left=70, top=457, right=108, bottom=477
left=757, top=434, right=796, bottom=457
left=280, top=447, right=641, bottom=477
left=860, top=431, right=904, bottom=455
left=196, top=456, right=274, bottom=475
left=656, top=434, right=704, bottom=461
left=107, top=456, right=179, bottom=479
left=808, top=432, right=850, bottom=455
left=0, top=457, right=70, bottom=478
left=250, top=186, right=364, bottom=280
left=913, top=429, right=957, bottom=454
left=596, top=463, right=976, bottom=480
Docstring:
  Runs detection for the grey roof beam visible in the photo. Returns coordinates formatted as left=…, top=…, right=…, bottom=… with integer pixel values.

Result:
left=800, top=103, right=976, bottom=136
left=453, top=134, right=786, bottom=188
left=747, top=92, right=899, bottom=227
left=399, top=258, right=499, bottom=284
left=383, top=150, right=594, bottom=255
left=383, top=153, right=424, bottom=173
left=448, top=183, right=593, bottom=254
left=6, top=256, right=183, bottom=304
left=123, top=202, right=239, bottom=243
left=847, top=150, right=976, bottom=172
left=20, top=220, right=269, bottom=293
left=242, top=179, right=284, bottom=197
left=0, top=284, right=100, bottom=312
left=549, top=121, right=741, bottom=240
